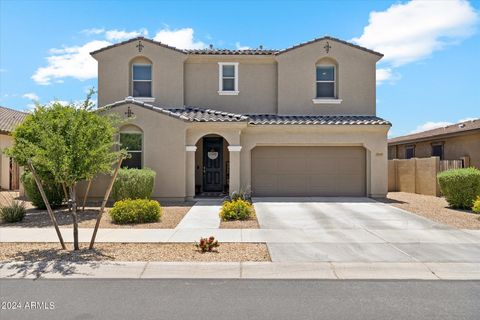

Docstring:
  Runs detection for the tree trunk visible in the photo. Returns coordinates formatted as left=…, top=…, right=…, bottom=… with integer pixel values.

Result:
left=82, top=179, right=92, bottom=211
left=27, top=161, right=66, bottom=250
left=62, top=183, right=71, bottom=212
left=69, top=184, right=79, bottom=250
left=89, top=157, right=123, bottom=249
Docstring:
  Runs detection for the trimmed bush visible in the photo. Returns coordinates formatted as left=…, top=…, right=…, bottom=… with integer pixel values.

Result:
left=109, top=199, right=161, bottom=224
left=473, top=196, right=480, bottom=214
left=437, top=167, right=480, bottom=209
left=1, top=201, right=26, bottom=223
left=219, top=199, right=253, bottom=221
left=21, top=172, right=63, bottom=209
left=112, top=168, right=156, bottom=201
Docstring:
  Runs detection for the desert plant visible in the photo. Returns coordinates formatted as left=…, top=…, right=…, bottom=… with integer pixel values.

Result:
left=226, top=186, right=252, bottom=203
left=0, top=201, right=27, bottom=223
left=21, top=172, right=63, bottom=209
left=473, top=196, right=480, bottom=214
left=109, top=199, right=161, bottom=224
left=437, top=167, right=480, bottom=209
left=219, top=198, right=253, bottom=221
left=112, top=168, right=156, bottom=201
left=195, top=236, right=219, bottom=252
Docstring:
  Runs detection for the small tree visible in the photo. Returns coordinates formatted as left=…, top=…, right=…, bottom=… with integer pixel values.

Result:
left=7, top=91, right=121, bottom=250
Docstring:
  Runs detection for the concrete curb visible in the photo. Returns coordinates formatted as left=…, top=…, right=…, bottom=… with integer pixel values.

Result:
left=1, top=261, right=479, bottom=280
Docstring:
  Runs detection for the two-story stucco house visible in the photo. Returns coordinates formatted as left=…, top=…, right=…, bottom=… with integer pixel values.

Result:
left=85, top=36, right=390, bottom=201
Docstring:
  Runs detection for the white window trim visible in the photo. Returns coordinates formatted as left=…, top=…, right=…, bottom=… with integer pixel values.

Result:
left=315, top=64, right=337, bottom=100
left=132, top=63, right=153, bottom=98
left=218, top=62, right=239, bottom=95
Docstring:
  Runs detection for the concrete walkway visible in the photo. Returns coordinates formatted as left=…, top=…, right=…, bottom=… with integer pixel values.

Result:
left=1, top=261, right=479, bottom=280
left=175, top=199, right=222, bottom=229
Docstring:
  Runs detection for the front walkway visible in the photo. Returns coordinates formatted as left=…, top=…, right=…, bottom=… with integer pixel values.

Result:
left=175, top=199, right=222, bottom=229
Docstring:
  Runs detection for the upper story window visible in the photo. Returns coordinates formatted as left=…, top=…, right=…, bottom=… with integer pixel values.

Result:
left=312, top=61, right=342, bottom=104
left=132, top=64, right=152, bottom=98
left=405, top=145, right=415, bottom=159
left=218, top=62, right=239, bottom=95
left=316, top=65, right=335, bottom=98
left=120, top=132, right=143, bottom=169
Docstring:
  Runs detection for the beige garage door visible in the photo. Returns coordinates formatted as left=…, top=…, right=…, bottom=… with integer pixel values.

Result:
left=252, top=146, right=366, bottom=196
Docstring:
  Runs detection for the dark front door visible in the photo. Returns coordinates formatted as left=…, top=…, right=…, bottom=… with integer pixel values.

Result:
left=203, top=137, right=223, bottom=192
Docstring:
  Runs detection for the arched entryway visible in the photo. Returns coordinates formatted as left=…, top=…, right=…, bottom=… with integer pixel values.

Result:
left=194, top=134, right=230, bottom=196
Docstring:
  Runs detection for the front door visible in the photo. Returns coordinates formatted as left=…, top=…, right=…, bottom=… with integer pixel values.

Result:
left=203, top=137, right=223, bottom=192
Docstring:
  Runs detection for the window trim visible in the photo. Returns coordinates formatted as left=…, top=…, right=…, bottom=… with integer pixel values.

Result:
left=218, top=62, right=239, bottom=95
left=132, top=63, right=153, bottom=99
left=314, top=64, right=342, bottom=104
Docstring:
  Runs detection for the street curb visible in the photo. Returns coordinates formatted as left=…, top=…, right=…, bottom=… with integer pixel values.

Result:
left=1, top=261, right=479, bottom=280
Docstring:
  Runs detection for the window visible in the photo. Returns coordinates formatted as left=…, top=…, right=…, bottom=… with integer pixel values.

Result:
left=316, top=65, right=335, bottom=98
left=132, top=64, right=152, bottom=97
left=120, top=133, right=142, bottom=169
left=432, top=143, right=444, bottom=160
left=405, top=146, right=415, bottom=159
left=218, top=62, right=239, bottom=95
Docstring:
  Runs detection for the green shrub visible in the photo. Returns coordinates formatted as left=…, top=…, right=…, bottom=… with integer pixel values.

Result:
left=473, top=196, right=480, bottom=213
left=1, top=201, right=26, bottom=223
left=112, top=168, right=156, bottom=201
left=21, top=172, right=63, bottom=209
left=109, top=199, right=161, bottom=224
left=219, top=199, right=253, bottom=221
left=437, top=167, right=480, bottom=209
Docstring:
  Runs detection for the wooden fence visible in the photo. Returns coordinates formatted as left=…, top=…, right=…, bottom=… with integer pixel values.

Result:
left=439, top=159, right=466, bottom=172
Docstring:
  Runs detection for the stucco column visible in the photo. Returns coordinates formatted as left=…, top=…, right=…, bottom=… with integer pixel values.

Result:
left=185, top=146, right=197, bottom=200
left=228, top=146, right=242, bottom=195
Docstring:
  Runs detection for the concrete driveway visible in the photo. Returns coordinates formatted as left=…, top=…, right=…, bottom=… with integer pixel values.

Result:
left=253, top=197, right=480, bottom=263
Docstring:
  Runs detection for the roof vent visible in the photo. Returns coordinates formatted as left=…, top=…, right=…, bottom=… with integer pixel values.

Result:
left=458, top=123, right=466, bottom=128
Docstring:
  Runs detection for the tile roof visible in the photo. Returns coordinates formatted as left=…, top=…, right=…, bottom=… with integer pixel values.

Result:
left=247, top=114, right=391, bottom=125
left=104, top=98, right=390, bottom=126
left=90, top=36, right=382, bottom=57
left=389, top=119, right=480, bottom=145
left=0, top=106, right=28, bottom=133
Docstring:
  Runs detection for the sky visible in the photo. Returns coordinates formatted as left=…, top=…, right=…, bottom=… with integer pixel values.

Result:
left=0, top=0, right=479, bottom=137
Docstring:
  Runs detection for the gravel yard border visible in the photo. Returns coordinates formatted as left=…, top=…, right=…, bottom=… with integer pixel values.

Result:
left=0, top=242, right=271, bottom=263
left=377, top=192, right=480, bottom=229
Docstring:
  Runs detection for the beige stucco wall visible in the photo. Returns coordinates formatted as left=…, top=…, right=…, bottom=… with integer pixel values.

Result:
left=390, top=131, right=480, bottom=168
left=388, top=157, right=440, bottom=196
left=185, top=56, right=277, bottom=114
left=276, top=40, right=380, bottom=115
left=93, top=41, right=187, bottom=108
left=94, top=39, right=380, bottom=116
left=0, top=134, right=13, bottom=189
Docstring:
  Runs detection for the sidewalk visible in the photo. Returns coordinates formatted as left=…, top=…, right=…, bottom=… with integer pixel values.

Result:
left=1, top=260, right=479, bottom=280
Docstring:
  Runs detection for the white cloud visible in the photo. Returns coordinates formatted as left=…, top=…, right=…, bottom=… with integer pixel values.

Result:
left=411, top=121, right=453, bottom=133
left=376, top=68, right=402, bottom=84
left=105, top=28, right=148, bottom=41
left=235, top=42, right=251, bottom=50
left=153, top=28, right=206, bottom=49
left=32, top=40, right=111, bottom=85
left=22, top=92, right=39, bottom=100
left=353, top=0, right=478, bottom=66
left=459, top=117, right=478, bottom=122
left=81, top=28, right=105, bottom=35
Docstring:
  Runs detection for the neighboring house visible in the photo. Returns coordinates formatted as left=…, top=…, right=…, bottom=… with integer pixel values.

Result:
left=0, top=106, right=27, bottom=190
left=85, top=36, right=391, bottom=200
left=388, top=119, right=480, bottom=169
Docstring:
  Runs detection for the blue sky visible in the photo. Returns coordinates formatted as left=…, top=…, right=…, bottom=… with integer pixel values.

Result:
left=0, top=0, right=479, bottom=137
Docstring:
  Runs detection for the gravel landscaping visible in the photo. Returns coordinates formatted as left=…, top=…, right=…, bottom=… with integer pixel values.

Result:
left=0, top=202, right=194, bottom=229
left=378, top=192, right=480, bottom=229
left=0, top=242, right=270, bottom=262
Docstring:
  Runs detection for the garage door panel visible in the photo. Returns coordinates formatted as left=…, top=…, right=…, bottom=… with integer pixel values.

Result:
left=252, top=146, right=366, bottom=197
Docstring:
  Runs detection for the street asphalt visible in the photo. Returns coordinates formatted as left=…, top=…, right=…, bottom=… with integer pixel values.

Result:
left=1, top=279, right=479, bottom=320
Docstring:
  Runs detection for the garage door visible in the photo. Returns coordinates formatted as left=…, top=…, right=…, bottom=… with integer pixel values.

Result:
left=252, top=146, right=366, bottom=196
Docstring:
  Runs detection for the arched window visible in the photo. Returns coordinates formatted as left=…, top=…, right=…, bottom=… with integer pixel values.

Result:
left=119, top=125, right=143, bottom=169
left=131, top=57, right=152, bottom=98
left=315, top=58, right=338, bottom=100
